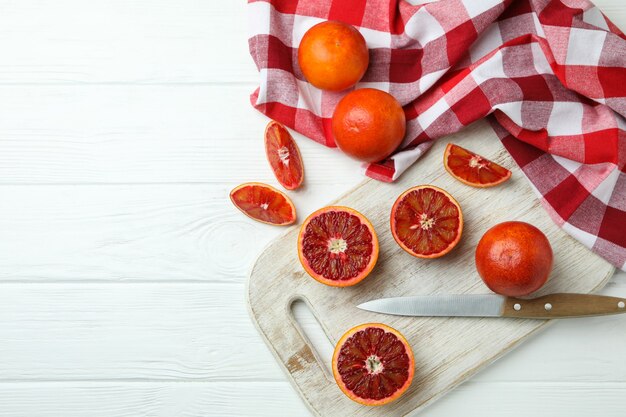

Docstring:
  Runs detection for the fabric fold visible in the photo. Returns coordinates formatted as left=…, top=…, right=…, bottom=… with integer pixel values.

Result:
left=248, top=0, right=626, bottom=269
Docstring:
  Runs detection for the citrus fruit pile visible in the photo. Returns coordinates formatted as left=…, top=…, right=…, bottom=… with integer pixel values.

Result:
left=230, top=18, right=554, bottom=407
left=299, top=20, right=407, bottom=163
left=229, top=20, right=407, bottom=227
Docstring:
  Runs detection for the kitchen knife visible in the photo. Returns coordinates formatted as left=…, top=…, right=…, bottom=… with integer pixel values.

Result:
left=357, top=293, right=626, bottom=319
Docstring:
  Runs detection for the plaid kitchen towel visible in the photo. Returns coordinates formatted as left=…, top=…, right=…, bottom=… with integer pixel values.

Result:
left=247, top=0, right=626, bottom=270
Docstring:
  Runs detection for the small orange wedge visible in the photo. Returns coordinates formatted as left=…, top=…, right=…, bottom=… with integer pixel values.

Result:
left=444, top=143, right=511, bottom=188
left=230, top=182, right=296, bottom=226
left=264, top=121, right=304, bottom=190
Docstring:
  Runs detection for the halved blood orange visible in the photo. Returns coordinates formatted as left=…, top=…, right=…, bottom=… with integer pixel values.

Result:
left=391, top=185, right=463, bottom=258
left=333, top=323, right=414, bottom=406
left=444, top=143, right=511, bottom=187
left=230, top=182, right=296, bottom=226
left=264, top=121, right=304, bottom=190
left=298, top=206, right=378, bottom=287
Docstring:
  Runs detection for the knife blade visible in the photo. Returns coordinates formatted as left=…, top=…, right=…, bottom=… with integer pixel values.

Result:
left=357, top=293, right=626, bottom=319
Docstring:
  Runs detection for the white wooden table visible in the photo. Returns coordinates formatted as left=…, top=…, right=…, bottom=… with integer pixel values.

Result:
left=0, top=1, right=624, bottom=416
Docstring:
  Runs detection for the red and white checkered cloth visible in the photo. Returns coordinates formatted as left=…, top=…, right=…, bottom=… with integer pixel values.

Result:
left=247, top=0, right=626, bottom=270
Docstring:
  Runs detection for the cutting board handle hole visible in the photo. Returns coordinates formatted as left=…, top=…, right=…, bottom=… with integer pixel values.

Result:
left=291, top=298, right=334, bottom=379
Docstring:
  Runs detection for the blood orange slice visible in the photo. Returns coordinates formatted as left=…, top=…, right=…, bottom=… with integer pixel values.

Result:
left=264, top=121, right=304, bottom=190
left=391, top=185, right=463, bottom=258
left=333, top=323, right=414, bottom=406
left=298, top=206, right=378, bottom=287
left=230, top=182, right=296, bottom=226
left=444, top=143, right=511, bottom=187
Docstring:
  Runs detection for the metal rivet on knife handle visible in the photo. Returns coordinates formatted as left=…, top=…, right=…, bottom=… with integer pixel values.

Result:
left=503, top=294, right=626, bottom=319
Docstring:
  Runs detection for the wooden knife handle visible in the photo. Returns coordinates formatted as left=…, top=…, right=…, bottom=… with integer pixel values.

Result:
left=502, top=293, right=626, bottom=319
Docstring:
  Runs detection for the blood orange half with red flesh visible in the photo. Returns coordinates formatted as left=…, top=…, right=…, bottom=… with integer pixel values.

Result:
left=230, top=182, right=296, bottom=226
left=391, top=185, right=463, bottom=258
left=264, top=121, right=304, bottom=190
left=444, top=143, right=511, bottom=187
left=333, top=323, right=414, bottom=406
left=298, top=206, right=378, bottom=287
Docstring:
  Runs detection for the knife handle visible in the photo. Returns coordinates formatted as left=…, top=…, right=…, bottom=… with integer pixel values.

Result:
left=502, top=293, right=626, bottom=319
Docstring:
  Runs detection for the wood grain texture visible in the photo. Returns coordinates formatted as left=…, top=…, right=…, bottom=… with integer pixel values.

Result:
left=0, top=280, right=623, bottom=385
left=418, top=381, right=626, bottom=417
left=0, top=382, right=310, bottom=417
left=0, top=185, right=260, bottom=282
left=0, top=0, right=255, bottom=84
left=0, top=0, right=623, bottom=415
left=248, top=120, right=615, bottom=417
left=0, top=183, right=364, bottom=282
left=2, top=381, right=626, bottom=417
left=0, top=283, right=286, bottom=381
left=0, top=85, right=362, bottom=185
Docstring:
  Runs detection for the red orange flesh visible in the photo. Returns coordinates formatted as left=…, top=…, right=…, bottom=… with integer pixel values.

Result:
left=444, top=143, right=511, bottom=188
left=390, top=185, right=463, bottom=259
left=298, top=206, right=378, bottom=287
left=264, top=121, right=304, bottom=190
left=333, top=323, right=414, bottom=406
left=229, top=182, right=296, bottom=226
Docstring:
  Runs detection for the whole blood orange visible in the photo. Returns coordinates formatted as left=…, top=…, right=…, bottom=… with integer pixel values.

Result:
left=390, top=185, right=463, bottom=258
left=230, top=182, right=296, bottom=226
left=298, top=206, right=378, bottom=287
left=444, top=143, right=511, bottom=187
left=476, top=221, right=553, bottom=297
left=332, top=88, right=406, bottom=163
left=298, top=21, right=369, bottom=91
left=333, top=323, right=414, bottom=406
left=264, top=121, right=304, bottom=190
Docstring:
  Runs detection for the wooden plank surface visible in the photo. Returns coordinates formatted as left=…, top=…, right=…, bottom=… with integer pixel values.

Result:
left=0, top=184, right=360, bottom=282
left=0, top=259, right=623, bottom=384
left=1, top=381, right=626, bottom=417
left=0, top=85, right=362, bottom=185
left=0, top=1, right=256, bottom=84
left=0, top=0, right=623, bottom=416
left=0, top=283, right=274, bottom=380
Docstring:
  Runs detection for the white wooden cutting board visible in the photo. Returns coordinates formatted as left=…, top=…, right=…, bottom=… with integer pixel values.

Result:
left=247, top=119, right=615, bottom=417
